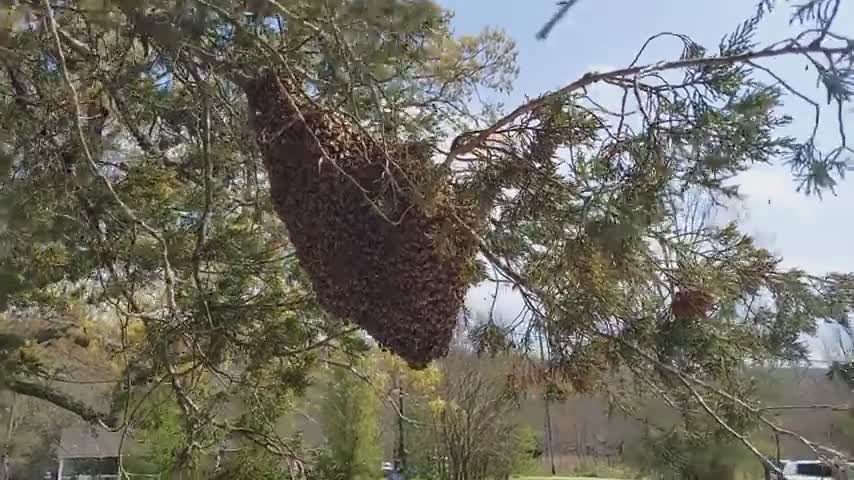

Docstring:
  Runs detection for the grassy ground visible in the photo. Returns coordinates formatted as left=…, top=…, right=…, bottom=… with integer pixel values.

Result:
left=513, top=477, right=625, bottom=480
left=514, top=459, right=636, bottom=480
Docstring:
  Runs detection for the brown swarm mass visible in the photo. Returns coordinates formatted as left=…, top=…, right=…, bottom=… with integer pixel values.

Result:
left=245, top=72, right=479, bottom=369
left=670, top=288, right=715, bottom=322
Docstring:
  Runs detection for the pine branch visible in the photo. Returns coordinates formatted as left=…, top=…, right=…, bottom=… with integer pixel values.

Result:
left=612, top=335, right=850, bottom=461
left=42, top=0, right=199, bottom=435
left=471, top=221, right=853, bottom=467
left=41, top=0, right=179, bottom=315
left=676, top=373, right=784, bottom=474
left=445, top=41, right=854, bottom=167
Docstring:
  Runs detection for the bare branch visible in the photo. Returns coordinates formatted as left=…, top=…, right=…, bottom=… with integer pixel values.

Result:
left=760, top=403, right=851, bottom=412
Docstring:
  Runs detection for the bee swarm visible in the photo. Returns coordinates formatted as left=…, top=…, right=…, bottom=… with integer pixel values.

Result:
left=245, top=72, right=480, bottom=368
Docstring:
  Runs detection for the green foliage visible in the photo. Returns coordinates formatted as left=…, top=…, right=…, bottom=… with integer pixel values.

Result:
left=318, top=355, right=384, bottom=480
left=132, top=387, right=188, bottom=473
left=210, top=448, right=293, bottom=480
left=626, top=427, right=766, bottom=480
left=474, top=58, right=854, bottom=452
left=502, top=424, right=540, bottom=478
left=407, top=356, right=535, bottom=480
left=0, top=0, right=517, bottom=464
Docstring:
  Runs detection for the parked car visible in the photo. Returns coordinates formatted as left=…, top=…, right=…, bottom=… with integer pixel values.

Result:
left=382, top=460, right=406, bottom=479
left=768, top=460, right=854, bottom=480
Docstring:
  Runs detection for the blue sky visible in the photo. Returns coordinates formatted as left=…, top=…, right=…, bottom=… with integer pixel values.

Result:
left=440, top=0, right=854, bottom=359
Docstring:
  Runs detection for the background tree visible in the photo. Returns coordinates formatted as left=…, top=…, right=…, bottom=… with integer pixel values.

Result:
left=408, top=352, right=536, bottom=480
left=317, top=354, right=384, bottom=480
left=210, top=448, right=293, bottom=480
left=377, top=347, right=443, bottom=475
left=819, top=329, right=854, bottom=455
left=623, top=387, right=774, bottom=480
left=0, top=392, right=73, bottom=480
left=627, top=426, right=765, bottom=480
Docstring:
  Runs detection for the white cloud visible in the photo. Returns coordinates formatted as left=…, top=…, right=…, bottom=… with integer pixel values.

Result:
left=465, top=280, right=527, bottom=325
left=733, top=164, right=854, bottom=274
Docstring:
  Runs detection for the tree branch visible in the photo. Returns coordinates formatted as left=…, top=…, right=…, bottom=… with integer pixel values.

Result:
left=444, top=42, right=854, bottom=167
left=5, top=379, right=116, bottom=428
left=610, top=334, right=850, bottom=461
left=760, top=404, right=851, bottom=412
left=676, top=372, right=784, bottom=474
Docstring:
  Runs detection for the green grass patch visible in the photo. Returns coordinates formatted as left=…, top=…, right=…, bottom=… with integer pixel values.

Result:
left=513, top=477, right=625, bottom=480
left=515, top=459, right=637, bottom=480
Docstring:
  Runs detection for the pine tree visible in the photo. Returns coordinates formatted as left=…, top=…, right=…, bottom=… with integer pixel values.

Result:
left=0, top=0, right=851, bottom=471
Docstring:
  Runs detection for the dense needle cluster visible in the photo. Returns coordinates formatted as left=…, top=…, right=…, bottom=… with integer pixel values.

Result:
left=245, top=72, right=480, bottom=368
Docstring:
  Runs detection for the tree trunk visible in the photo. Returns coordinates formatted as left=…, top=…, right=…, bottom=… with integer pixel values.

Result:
left=1, top=393, right=18, bottom=480
left=0, top=452, right=8, bottom=480
left=395, top=368, right=407, bottom=473
left=538, top=328, right=556, bottom=475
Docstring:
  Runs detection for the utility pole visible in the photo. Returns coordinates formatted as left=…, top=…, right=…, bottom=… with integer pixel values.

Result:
left=775, top=432, right=780, bottom=464
left=395, top=367, right=407, bottom=473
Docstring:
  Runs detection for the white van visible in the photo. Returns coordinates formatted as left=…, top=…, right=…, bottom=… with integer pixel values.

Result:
left=772, top=460, right=854, bottom=480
